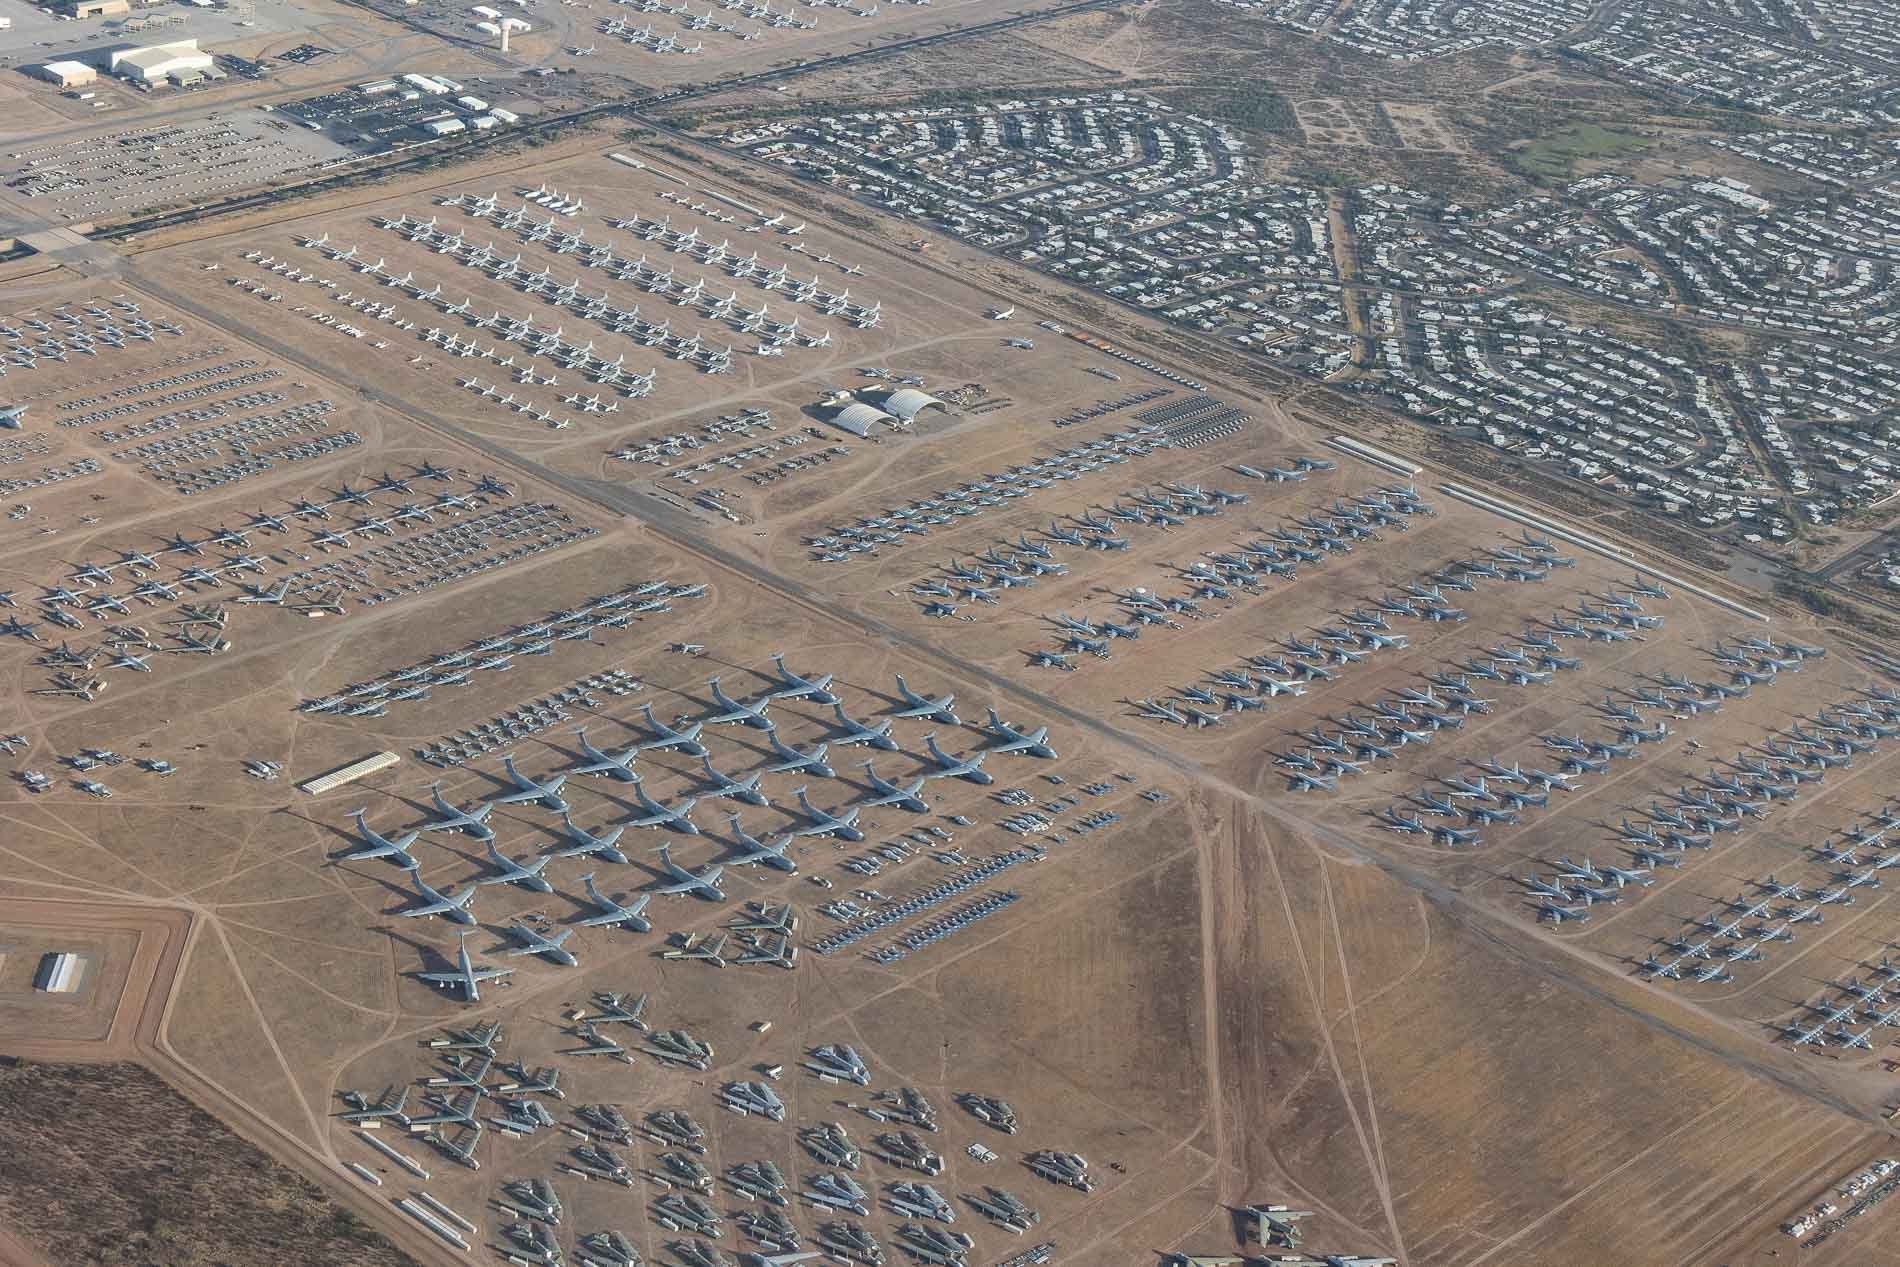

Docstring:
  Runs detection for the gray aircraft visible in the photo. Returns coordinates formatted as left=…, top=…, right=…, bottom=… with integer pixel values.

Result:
left=336, top=808, right=420, bottom=868
left=398, top=871, right=478, bottom=924
left=723, top=814, right=798, bottom=872
left=423, top=783, right=496, bottom=840
left=982, top=707, right=1057, bottom=758
left=477, top=841, right=555, bottom=892
left=829, top=702, right=900, bottom=751
left=761, top=731, right=835, bottom=778
left=625, top=775, right=701, bottom=834
left=763, top=652, right=839, bottom=704
left=921, top=734, right=992, bottom=784
left=651, top=844, right=727, bottom=900
left=414, top=930, right=514, bottom=1000
left=554, top=813, right=629, bottom=863
left=493, top=755, right=570, bottom=812
left=577, top=872, right=653, bottom=930
left=890, top=675, right=959, bottom=724
left=502, top=922, right=579, bottom=966
left=568, top=728, right=640, bottom=781
left=637, top=705, right=710, bottom=756
left=703, top=677, right=775, bottom=729
left=695, top=754, right=770, bottom=806
left=790, top=786, right=865, bottom=840
left=857, top=762, right=929, bottom=812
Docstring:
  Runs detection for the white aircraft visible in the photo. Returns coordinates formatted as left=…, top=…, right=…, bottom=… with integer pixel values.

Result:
left=890, top=674, right=958, bottom=724
left=987, top=306, right=1014, bottom=320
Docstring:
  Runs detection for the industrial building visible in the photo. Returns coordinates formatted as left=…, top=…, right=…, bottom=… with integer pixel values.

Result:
left=110, top=38, right=217, bottom=86
left=33, top=952, right=85, bottom=994
left=69, top=0, right=131, bottom=17
left=297, top=750, right=400, bottom=796
left=36, top=60, right=98, bottom=88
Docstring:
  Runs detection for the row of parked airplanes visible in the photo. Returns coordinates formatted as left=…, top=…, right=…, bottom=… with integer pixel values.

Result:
left=921, top=481, right=1423, bottom=619
left=808, top=425, right=1181, bottom=563
left=1524, top=687, right=1895, bottom=941
left=1380, top=633, right=1834, bottom=853
left=0, top=473, right=514, bottom=647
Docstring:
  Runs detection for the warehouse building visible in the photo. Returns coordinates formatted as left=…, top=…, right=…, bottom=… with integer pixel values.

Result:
left=110, top=38, right=216, bottom=85
left=297, top=750, right=399, bottom=796
left=36, top=60, right=98, bottom=88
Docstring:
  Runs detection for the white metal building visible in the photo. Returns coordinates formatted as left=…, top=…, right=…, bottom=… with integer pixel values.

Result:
left=110, top=39, right=214, bottom=84
left=33, top=952, right=84, bottom=993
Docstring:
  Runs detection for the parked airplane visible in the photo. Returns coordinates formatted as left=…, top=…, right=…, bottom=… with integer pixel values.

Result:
left=577, top=873, right=653, bottom=930
left=724, top=814, right=798, bottom=872
left=789, top=786, right=864, bottom=840
left=921, top=734, right=992, bottom=783
left=398, top=871, right=478, bottom=924
left=554, top=814, right=629, bottom=864
left=568, top=728, right=639, bottom=781
left=829, top=702, right=900, bottom=751
left=336, top=808, right=420, bottom=868
left=857, top=762, right=929, bottom=812
left=890, top=674, right=958, bottom=724
left=982, top=707, right=1057, bottom=758
left=763, top=652, right=839, bottom=704
left=651, top=844, right=726, bottom=899
left=625, top=775, right=701, bottom=834
left=636, top=705, right=710, bottom=756
left=502, top=923, right=579, bottom=966
left=493, top=755, right=570, bottom=812
left=414, top=930, right=513, bottom=1000
left=477, top=842, right=555, bottom=892
left=422, top=784, right=496, bottom=840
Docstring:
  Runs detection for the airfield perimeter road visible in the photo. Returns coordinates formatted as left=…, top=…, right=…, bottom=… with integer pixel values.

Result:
left=119, top=226, right=1900, bottom=1238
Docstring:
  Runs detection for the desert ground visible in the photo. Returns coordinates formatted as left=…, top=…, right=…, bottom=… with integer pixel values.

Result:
left=0, top=125, right=1898, bottom=1267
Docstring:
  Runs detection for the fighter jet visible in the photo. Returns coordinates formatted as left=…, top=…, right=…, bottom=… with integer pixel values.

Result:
left=577, top=873, right=653, bottom=930
left=422, top=784, right=496, bottom=840
left=414, top=930, right=514, bottom=1000
left=492, top=755, right=570, bottom=812
left=477, top=842, right=556, bottom=892
left=651, top=844, right=726, bottom=900
left=857, top=762, right=929, bottom=812
left=920, top=734, right=992, bottom=783
left=982, top=708, right=1057, bottom=758
left=501, top=923, right=579, bottom=966
left=788, top=786, right=864, bottom=840
left=398, top=871, right=478, bottom=924
left=889, top=674, right=959, bottom=724
left=335, top=808, right=421, bottom=868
